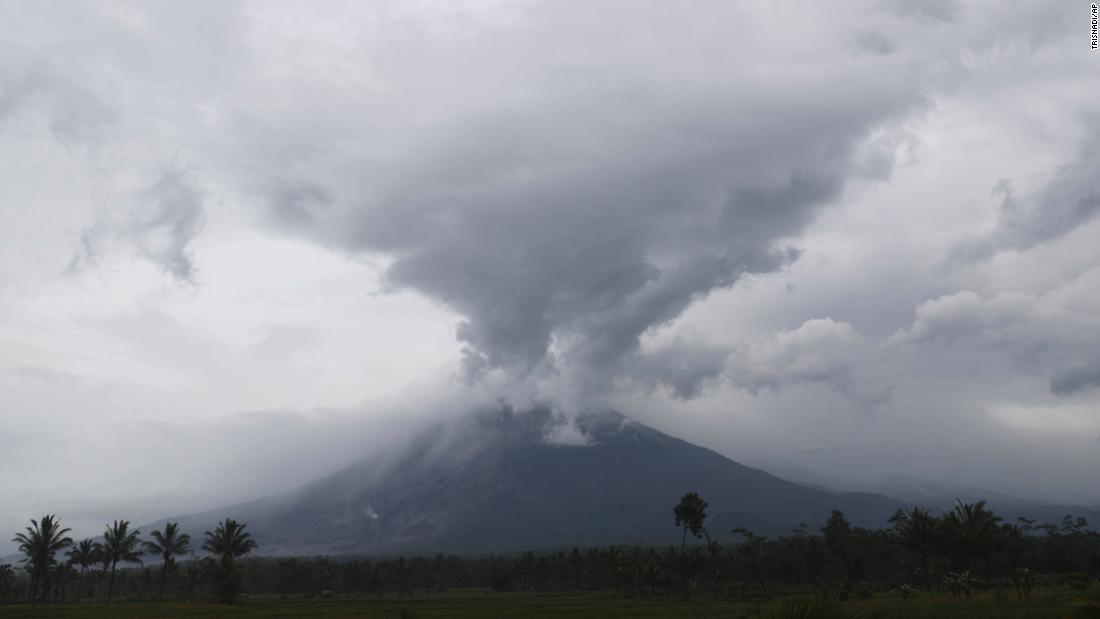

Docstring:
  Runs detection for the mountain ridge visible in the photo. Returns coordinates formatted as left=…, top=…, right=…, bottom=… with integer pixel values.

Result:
left=143, top=408, right=912, bottom=555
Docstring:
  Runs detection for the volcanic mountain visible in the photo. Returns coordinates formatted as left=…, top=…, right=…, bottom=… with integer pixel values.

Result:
left=152, top=408, right=906, bottom=555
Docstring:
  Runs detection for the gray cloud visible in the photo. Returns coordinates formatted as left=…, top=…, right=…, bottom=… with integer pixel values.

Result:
left=891, top=290, right=1100, bottom=395
left=628, top=337, right=732, bottom=400
left=267, top=180, right=334, bottom=228
left=128, top=170, right=206, bottom=283
left=4, top=0, right=1100, bottom=539
left=0, top=59, right=115, bottom=146
left=726, top=318, right=893, bottom=412
left=852, top=31, right=895, bottom=56
left=880, top=0, right=963, bottom=23
left=245, top=2, right=928, bottom=397
left=1050, top=362, right=1100, bottom=396
left=71, top=168, right=205, bottom=284
left=953, top=133, right=1100, bottom=262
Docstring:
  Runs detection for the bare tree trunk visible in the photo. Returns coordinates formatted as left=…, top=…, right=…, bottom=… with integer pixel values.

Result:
left=107, top=564, right=117, bottom=605
left=40, top=571, right=50, bottom=606
left=159, top=560, right=168, bottom=600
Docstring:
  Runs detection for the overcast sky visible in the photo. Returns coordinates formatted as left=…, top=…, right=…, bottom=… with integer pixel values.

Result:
left=2, top=0, right=1099, bottom=548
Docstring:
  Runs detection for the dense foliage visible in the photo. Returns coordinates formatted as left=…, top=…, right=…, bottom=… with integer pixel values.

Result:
left=2, top=495, right=1097, bottom=607
left=238, top=504, right=1099, bottom=602
left=3, top=517, right=255, bottom=606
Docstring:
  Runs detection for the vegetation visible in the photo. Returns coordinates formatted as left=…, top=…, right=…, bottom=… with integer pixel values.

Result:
left=2, top=494, right=1098, bottom=617
left=101, top=520, right=143, bottom=604
left=11, top=514, right=71, bottom=605
left=65, top=538, right=97, bottom=602
left=674, top=491, right=711, bottom=550
left=201, top=518, right=257, bottom=604
left=143, top=522, right=192, bottom=601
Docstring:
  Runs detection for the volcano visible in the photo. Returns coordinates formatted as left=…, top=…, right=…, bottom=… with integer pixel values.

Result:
left=151, top=408, right=905, bottom=555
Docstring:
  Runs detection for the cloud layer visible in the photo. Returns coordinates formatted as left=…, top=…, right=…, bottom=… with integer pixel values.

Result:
left=1, top=1, right=1099, bottom=548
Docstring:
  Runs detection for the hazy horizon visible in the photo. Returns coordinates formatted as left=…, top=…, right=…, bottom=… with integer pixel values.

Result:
left=2, top=1, right=1099, bottom=553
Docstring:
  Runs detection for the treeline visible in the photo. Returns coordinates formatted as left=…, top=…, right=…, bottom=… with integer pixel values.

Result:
left=2, top=516, right=256, bottom=606
left=236, top=497, right=1099, bottom=601
left=3, top=495, right=1098, bottom=605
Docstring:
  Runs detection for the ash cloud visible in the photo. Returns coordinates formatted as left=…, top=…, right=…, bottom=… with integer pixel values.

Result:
left=252, top=2, right=928, bottom=398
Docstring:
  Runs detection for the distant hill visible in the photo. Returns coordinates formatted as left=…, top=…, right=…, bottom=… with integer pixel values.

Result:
left=147, top=408, right=909, bottom=555
left=875, top=474, right=1100, bottom=529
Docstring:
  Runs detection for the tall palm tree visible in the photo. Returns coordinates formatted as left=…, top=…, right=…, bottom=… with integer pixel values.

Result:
left=202, top=519, right=257, bottom=604
left=66, top=539, right=97, bottom=603
left=142, top=522, right=192, bottom=600
left=102, top=520, right=143, bottom=605
left=12, top=514, right=72, bottom=605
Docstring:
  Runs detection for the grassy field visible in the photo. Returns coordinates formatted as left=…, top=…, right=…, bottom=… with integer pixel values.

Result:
left=1, top=587, right=1097, bottom=618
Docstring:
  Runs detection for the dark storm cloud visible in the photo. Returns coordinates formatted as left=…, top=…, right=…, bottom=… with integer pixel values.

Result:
left=254, top=2, right=928, bottom=395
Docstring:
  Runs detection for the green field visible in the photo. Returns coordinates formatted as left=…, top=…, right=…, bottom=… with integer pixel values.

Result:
left=2, top=588, right=1098, bottom=619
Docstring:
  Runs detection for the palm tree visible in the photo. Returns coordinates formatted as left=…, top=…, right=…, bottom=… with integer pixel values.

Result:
left=943, top=500, right=1003, bottom=574
left=142, top=522, right=192, bottom=600
left=202, top=518, right=257, bottom=604
left=102, top=520, right=143, bottom=604
left=12, top=514, right=72, bottom=605
left=66, top=538, right=97, bottom=603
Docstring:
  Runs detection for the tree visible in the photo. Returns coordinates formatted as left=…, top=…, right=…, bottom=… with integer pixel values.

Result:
left=673, top=492, right=710, bottom=551
left=942, top=500, right=1003, bottom=574
left=0, top=563, right=15, bottom=603
left=889, top=507, right=939, bottom=589
left=65, top=539, right=97, bottom=603
left=12, top=514, right=72, bottom=605
left=202, top=518, right=257, bottom=604
left=51, top=562, right=76, bottom=602
left=732, top=528, right=770, bottom=599
left=821, top=510, right=862, bottom=599
left=142, top=522, right=192, bottom=600
left=102, top=520, right=143, bottom=604
left=93, top=542, right=110, bottom=600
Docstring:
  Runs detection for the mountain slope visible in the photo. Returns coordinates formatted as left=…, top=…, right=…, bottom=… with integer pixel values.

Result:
left=153, top=408, right=906, bottom=555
